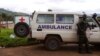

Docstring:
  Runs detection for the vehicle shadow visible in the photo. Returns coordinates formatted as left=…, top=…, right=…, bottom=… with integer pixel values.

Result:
left=33, top=44, right=100, bottom=52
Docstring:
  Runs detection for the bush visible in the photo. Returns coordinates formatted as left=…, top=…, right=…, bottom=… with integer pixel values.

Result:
left=0, top=28, right=13, bottom=37
left=0, top=28, right=39, bottom=47
left=0, top=37, right=28, bottom=47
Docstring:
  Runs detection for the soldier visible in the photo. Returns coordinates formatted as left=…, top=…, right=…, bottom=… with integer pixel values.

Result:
left=77, top=14, right=91, bottom=53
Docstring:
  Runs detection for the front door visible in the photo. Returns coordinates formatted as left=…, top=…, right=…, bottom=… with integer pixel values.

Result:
left=88, top=24, right=100, bottom=43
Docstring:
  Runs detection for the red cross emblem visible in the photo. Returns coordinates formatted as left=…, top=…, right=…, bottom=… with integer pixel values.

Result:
left=19, top=17, right=25, bottom=22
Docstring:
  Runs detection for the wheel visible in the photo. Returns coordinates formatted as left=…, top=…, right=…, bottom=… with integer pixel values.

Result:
left=45, top=36, right=61, bottom=50
left=14, top=22, right=30, bottom=37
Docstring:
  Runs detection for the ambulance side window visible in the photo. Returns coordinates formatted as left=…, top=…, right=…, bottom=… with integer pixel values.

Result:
left=37, top=14, right=54, bottom=24
left=87, top=17, right=97, bottom=28
left=56, top=14, right=74, bottom=24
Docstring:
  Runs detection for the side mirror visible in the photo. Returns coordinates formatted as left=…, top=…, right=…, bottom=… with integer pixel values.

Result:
left=91, top=23, right=94, bottom=29
left=89, top=23, right=97, bottom=29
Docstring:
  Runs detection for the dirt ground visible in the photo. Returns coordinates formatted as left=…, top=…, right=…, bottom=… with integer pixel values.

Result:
left=0, top=44, right=100, bottom=56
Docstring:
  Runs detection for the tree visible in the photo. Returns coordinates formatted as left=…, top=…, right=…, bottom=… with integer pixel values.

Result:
left=1, top=13, right=14, bottom=28
left=8, top=15, right=13, bottom=21
left=1, top=13, right=8, bottom=28
left=2, top=13, right=7, bottom=21
left=6, top=15, right=13, bottom=28
left=0, top=15, right=2, bottom=33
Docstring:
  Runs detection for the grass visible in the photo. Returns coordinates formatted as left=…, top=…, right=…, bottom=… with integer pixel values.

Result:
left=0, top=28, right=38, bottom=47
left=0, top=37, right=28, bottom=47
left=0, top=28, right=13, bottom=37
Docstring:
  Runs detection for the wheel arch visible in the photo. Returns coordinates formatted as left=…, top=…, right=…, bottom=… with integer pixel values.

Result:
left=45, top=34, right=63, bottom=42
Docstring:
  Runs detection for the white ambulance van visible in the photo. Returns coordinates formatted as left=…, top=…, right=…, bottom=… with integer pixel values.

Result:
left=14, top=11, right=100, bottom=50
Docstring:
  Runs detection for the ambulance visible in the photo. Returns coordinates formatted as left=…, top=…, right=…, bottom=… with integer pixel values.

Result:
left=14, top=11, right=100, bottom=50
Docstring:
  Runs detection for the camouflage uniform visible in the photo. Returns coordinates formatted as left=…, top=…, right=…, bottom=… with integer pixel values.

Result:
left=77, top=14, right=91, bottom=53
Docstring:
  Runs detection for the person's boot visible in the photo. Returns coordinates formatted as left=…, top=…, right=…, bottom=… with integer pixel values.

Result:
left=79, top=51, right=83, bottom=53
left=78, top=47, right=84, bottom=54
left=85, top=43, right=92, bottom=54
left=86, top=48, right=92, bottom=54
left=86, top=51, right=92, bottom=54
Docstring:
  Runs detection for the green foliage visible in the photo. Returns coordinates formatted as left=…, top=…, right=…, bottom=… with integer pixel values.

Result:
left=0, top=37, right=39, bottom=47
left=1, top=13, right=14, bottom=21
left=2, top=13, right=7, bottom=18
left=0, top=28, right=38, bottom=47
left=0, top=28, right=13, bottom=37
left=0, top=37, right=28, bottom=47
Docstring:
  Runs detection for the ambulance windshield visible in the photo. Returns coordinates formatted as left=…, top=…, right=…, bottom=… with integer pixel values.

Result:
left=87, top=16, right=100, bottom=28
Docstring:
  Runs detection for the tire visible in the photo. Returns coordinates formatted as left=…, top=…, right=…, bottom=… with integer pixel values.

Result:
left=14, top=22, right=30, bottom=37
left=45, top=36, right=61, bottom=51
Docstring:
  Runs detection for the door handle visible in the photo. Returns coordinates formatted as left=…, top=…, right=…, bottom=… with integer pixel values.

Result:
left=92, top=31, right=98, bottom=32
